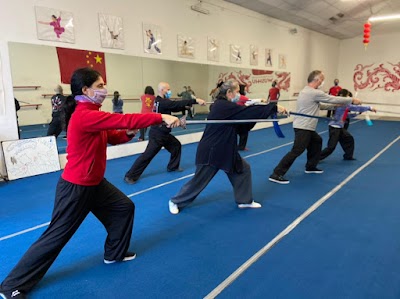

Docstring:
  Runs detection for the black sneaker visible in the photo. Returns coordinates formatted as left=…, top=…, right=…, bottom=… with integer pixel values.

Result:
left=343, top=157, right=356, bottom=161
left=124, top=177, right=137, bottom=184
left=304, top=167, right=324, bottom=174
left=269, top=173, right=290, bottom=184
left=104, top=252, right=136, bottom=264
left=0, top=289, right=26, bottom=298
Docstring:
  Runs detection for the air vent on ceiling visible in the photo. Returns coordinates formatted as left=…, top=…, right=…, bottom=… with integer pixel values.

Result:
left=191, top=1, right=210, bottom=15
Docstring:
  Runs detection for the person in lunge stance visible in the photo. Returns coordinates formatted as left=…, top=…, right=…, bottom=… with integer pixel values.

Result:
left=168, top=79, right=286, bottom=214
left=269, top=70, right=361, bottom=185
left=320, top=89, right=376, bottom=161
left=0, top=68, right=179, bottom=299
left=124, top=82, right=205, bottom=184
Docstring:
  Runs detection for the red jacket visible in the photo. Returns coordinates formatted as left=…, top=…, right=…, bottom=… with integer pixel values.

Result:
left=237, top=95, right=249, bottom=106
left=329, top=85, right=342, bottom=96
left=62, top=102, right=162, bottom=186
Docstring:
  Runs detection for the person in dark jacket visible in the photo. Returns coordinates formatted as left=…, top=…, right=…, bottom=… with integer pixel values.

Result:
left=124, top=82, right=206, bottom=184
left=14, top=98, right=21, bottom=139
left=47, top=85, right=66, bottom=138
left=168, top=79, right=284, bottom=214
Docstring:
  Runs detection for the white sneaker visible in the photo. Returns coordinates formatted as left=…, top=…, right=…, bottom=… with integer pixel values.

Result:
left=104, top=252, right=136, bottom=264
left=169, top=200, right=179, bottom=214
left=304, top=167, right=324, bottom=174
left=238, top=201, right=262, bottom=209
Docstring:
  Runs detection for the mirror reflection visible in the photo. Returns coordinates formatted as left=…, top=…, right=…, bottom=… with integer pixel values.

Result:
left=9, top=42, right=292, bottom=153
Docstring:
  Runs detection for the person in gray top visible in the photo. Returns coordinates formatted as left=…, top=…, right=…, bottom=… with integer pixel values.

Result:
left=269, top=70, right=361, bottom=184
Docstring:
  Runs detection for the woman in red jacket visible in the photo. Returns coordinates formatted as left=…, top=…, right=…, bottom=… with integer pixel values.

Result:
left=0, top=68, right=179, bottom=299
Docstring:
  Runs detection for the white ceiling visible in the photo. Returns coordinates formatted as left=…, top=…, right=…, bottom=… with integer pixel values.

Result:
left=224, top=0, right=400, bottom=39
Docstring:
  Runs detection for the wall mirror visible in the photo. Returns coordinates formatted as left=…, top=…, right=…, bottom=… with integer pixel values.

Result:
left=8, top=42, right=291, bottom=153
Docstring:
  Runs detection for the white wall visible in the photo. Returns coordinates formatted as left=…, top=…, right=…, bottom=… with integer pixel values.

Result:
left=338, top=32, right=400, bottom=115
left=0, top=0, right=341, bottom=177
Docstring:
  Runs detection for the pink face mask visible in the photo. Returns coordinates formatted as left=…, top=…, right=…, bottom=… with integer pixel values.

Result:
left=88, top=88, right=108, bottom=104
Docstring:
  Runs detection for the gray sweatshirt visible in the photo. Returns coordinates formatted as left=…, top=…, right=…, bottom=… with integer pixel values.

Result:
left=293, top=85, right=352, bottom=131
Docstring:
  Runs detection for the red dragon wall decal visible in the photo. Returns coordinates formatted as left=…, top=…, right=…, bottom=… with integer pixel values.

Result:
left=353, top=62, right=400, bottom=92
left=216, top=69, right=291, bottom=93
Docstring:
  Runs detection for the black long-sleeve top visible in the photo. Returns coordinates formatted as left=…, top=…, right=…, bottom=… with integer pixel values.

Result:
left=196, top=96, right=277, bottom=173
left=150, top=95, right=196, bottom=135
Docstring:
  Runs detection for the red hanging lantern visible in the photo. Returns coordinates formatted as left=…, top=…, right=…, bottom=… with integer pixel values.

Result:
left=363, top=22, right=372, bottom=50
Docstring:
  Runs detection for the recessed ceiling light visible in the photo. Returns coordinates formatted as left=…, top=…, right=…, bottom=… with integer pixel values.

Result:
left=369, top=14, right=400, bottom=22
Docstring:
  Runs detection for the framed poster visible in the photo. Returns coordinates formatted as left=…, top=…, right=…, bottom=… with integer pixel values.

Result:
left=207, top=37, right=220, bottom=62
left=35, top=6, right=75, bottom=43
left=143, top=23, right=162, bottom=54
left=230, top=44, right=242, bottom=64
left=279, top=54, right=287, bottom=69
left=99, top=14, right=124, bottom=49
left=250, top=45, right=258, bottom=66
left=265, top=48, right=273, bottom=67
left=178, top=34, right=195, bottom=59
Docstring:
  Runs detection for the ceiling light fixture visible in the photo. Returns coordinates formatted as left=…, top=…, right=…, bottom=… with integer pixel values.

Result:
left=369, top=14, right=400, bottom=22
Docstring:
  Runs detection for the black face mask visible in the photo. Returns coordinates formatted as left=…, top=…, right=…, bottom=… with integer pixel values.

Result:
left=334, top=82, right=338, bottom=86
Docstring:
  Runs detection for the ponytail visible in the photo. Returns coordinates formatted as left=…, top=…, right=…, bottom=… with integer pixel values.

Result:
left=61, top=95, right=76, bottom=131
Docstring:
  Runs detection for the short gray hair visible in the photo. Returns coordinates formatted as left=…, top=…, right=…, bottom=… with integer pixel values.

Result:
left=307, top=70, right=323, bottom=83
left=218, top=79, right=239, bottom=96
left=54, top=85, right=63, bottom=94
left=158, top=82, right=168, bottom=94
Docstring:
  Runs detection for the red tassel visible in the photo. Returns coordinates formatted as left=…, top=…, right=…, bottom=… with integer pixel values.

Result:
left=342, top=108, right=349, bottom=121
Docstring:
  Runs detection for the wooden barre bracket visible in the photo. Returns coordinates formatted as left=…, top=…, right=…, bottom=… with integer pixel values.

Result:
left=20, top=104, right=42, bottom=110
left=14, top=86, right=41, bottom=90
